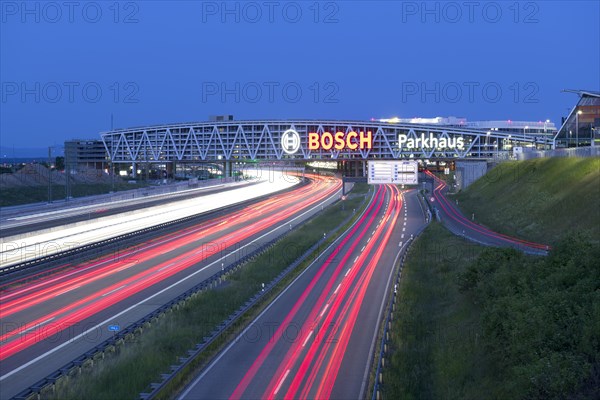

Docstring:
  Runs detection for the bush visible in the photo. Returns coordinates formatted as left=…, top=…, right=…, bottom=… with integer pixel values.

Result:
left=458, top=233, right=600, bottom=399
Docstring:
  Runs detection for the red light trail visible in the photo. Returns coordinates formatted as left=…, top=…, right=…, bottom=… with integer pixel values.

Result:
left=0, top=174, right=340, bottom=361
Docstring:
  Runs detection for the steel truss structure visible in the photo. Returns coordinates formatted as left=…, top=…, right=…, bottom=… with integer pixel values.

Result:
left=101, top=120, right=550, bottom=163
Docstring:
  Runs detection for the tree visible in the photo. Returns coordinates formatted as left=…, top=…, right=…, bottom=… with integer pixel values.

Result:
left=55, top=156, right=65, bottom=170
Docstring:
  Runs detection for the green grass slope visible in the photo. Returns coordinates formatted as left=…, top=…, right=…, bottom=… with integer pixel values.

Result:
left=454, top=157, right=600, bottom=245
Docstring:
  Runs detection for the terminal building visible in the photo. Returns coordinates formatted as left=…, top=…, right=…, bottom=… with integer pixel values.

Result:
left=377, top=116, right=557, bottom=146
left=554, top=90, right=600, bottom=148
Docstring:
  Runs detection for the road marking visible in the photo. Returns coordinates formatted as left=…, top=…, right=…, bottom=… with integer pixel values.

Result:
left=402, top=227, right=406, bottom=232
left=115, top=263, right=135, bottom=272
left=345, top=267, right=352, bottom=277
left=361, top=245, right=365, bottom=252
left=404, top=222, right=407, bottom=226
left=20, top=317, right=55, bottom=335
left=302, top=330, right=313, bottom=347
left=274, top=369, right=291, bottom=395
left=354, top=256, right=359, bottom=263
left=0, top=185, right=356, bottom=387
left=334, top=283, right=341, bottom=295
left=401, top=234, right=404, bottom=239
left=399, top=241, right=403, bottom=247
left=320, top=303, right=330, bottom=317
left=55, top=285, right=81, bottom=297
left=158, top=263, right=175, bottom=272
left=101, top=285, right=126, bottom=297
left=359, top=226, right=412, bottom=399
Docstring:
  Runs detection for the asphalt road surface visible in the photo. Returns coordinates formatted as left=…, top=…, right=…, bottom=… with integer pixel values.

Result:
left=1, top=172, right=299, bottom=268
left=179, top=186, right=427, bottom=400
left=0, top=174, right=341, bottom=399
left=426, top=171, right=550, bottom=255
left=0, top=180, right=256, bottom=237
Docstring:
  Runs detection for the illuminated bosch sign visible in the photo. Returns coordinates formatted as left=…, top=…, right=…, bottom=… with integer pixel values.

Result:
left=281, top=129, right=301, bottom=154
left=398, top=133, right=465, bottom=150
left=308, top=131, right=372, bottom=151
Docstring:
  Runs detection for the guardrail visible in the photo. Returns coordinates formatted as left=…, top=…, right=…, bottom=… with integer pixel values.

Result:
left=370, top=223, right=428, bottom=400
left=0, top=177, right=237, bottom=215
left=11, top=233, right=283, bottom=400
left=417, top=190, right=433, bottom=223
left=0, top=179, right=308, bottom=279
left=141, top=239, right=323, bottom=399
left=11, top=179, right=362, bottom=400
left=143, top=187, right=371, bottom=399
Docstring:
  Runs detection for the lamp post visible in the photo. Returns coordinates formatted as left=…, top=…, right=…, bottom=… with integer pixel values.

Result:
left=569, top=130, right=572, bottom=146
left=576, top=110, right=582, bottom=148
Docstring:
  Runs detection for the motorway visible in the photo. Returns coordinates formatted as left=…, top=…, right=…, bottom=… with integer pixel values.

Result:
left=0, top=179, right=257, bottom=237
left=178, top=185, right=427, bottom=400
left=0, top=170, right=300, bottom=269
left=426, top=170, right=550, bottom=255
left=0, top=173, right=341, bottom=399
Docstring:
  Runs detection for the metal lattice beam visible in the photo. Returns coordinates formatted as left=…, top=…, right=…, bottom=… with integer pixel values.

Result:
left=100, top=120, right=547, bottom=163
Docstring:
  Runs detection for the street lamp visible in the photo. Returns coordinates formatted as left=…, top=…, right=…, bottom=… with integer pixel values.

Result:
left=569, top=130, right=573, bottom=146
left=576, top=110, right=583, bottom=147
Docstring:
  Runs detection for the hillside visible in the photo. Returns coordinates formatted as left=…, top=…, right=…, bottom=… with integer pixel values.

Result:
left=454, top=157, right=600, bottom=245
left=385, top=158, right=600, bottom=399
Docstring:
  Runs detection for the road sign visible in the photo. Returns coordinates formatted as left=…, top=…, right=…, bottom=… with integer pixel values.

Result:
left=108, top=324, right=120, bottom=332
left=367, top=161, right=418, bottom=185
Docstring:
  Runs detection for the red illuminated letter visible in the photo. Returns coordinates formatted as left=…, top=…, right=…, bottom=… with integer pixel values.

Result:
left=334, top=132, right=345, bottom=150
left=308, top=132, right=319, bottom=150
left=321, top=132, right=333, bottom=150
left=346, top=131, right=358, bottom=150
left=359, top=131, right=372, bottom=149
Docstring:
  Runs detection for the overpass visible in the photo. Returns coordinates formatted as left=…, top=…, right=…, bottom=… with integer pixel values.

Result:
left=100, top=119, right=554, bottom=165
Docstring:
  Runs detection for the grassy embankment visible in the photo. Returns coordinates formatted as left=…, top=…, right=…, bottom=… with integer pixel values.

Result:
left=52, top=184, right=370, bottom=400
left=454, top=157, right=600, bottom=245
left=384, top=158, right=600, bottom=400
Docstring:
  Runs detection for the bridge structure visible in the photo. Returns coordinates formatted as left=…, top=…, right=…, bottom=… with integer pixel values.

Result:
left=100, top=119, right=554, bottom=166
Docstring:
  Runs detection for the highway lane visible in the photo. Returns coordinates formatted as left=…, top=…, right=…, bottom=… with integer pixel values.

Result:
left=0, top=170, right=300, bottom=268
left=425, top=170, right=550, bottom=255
left=0, top=179, right=257, bottom=237
left=0, top=167, right=303, bottom=237
left=179, top=186, right=427, bottom=400
left=0, top=174, right=342, bottom=399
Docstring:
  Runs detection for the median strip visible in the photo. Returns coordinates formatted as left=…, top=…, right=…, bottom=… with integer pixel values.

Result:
left=24, top=184, right=371, bottom=400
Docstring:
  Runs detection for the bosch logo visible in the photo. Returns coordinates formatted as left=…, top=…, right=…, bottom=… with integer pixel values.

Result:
left=308, top=131, right=373, bottom=151
left=281, top=129, right=301, bottom=155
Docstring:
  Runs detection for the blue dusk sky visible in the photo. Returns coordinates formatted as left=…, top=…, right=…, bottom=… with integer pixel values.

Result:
left=1, top=0, right=599, bottom=154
